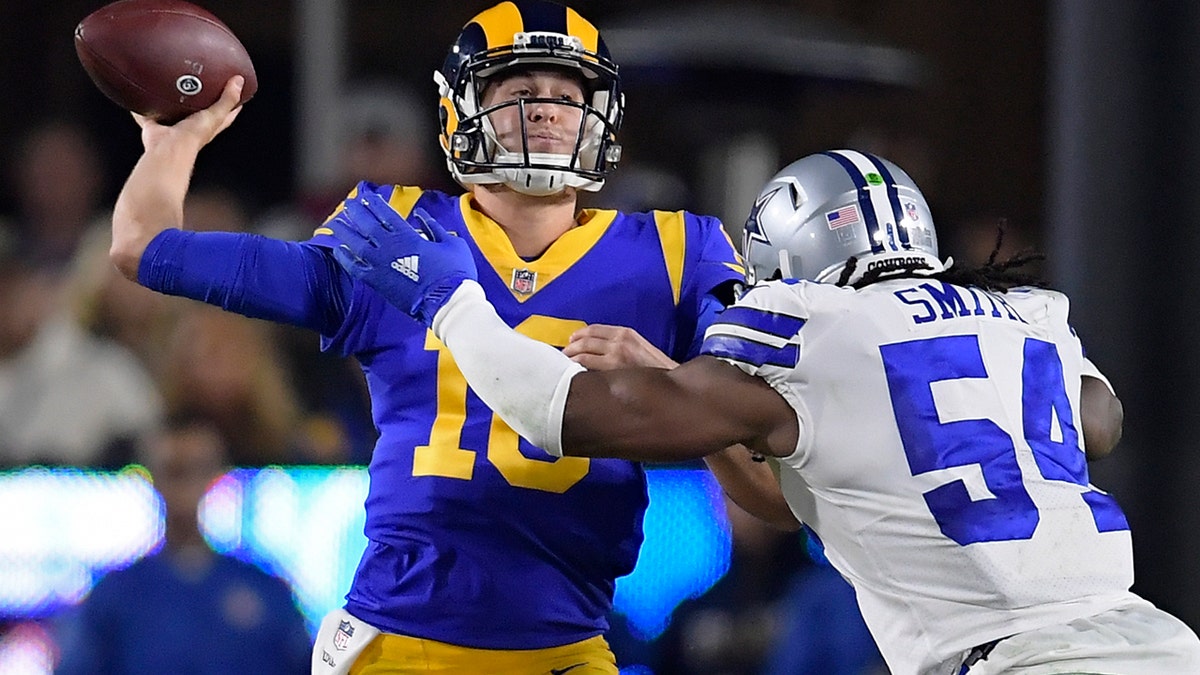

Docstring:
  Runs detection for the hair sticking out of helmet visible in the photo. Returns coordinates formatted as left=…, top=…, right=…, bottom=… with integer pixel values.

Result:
left=742, top=150, right=945, bottom=287
left=435, top=0, right=624, bottom=197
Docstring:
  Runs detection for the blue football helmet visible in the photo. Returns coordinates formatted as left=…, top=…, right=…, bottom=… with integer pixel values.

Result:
left=742, top=149, right=944, bottom=286
left=435, top=0, right=624, bottom=196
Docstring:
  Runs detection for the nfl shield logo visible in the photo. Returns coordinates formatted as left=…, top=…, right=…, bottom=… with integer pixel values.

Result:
left=334, top=620, right=354, bottom=650
left=511, top=268, right=537, bottom=295
left=905, top=201, right=919, bottom=221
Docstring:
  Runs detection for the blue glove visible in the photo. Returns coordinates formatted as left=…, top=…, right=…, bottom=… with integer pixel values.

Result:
left=325, top=181, right=477, bottom=325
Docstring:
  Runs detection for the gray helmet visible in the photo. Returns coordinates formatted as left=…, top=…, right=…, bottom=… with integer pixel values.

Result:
left=742, top=149, right=943, bottom=286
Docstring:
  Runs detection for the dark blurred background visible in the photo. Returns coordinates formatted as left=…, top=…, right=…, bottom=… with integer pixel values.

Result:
left=3, top=0, right=1200, bottom=655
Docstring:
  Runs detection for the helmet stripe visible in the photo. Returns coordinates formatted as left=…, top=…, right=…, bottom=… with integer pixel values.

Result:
left=519, top=0, right=571, bottom=35
left=837, top=150, right=905, bottom=252
left=821, top=150, right=887, bottom=254
left=474, top=1, right=525, bottom=50
left=566, top=7, right=600, bottom=54
left=861, top=153, right=913, bottom=250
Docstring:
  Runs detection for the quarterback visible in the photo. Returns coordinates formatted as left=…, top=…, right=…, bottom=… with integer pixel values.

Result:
left=109, top=1, right=742, bottom=673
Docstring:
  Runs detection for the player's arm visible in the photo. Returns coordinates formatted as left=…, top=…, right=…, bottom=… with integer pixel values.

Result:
left=1081, top=374, right=1123, bottom=461
left=110, top=77, right=349, bottom=333
left=564, top=322, right=800, bottom=528
left=432, top=279, right=797, bottom=461
left=1078, top=356, right=1123, bottom=461
left=704, top=447, right=800, bottom=531
left=111, top=77, right=244, bottom=279
left=564, top=320, right=799, bottom=528
left=561, top=352, right=795, bottom=461
left=443, top=282, right=794, bottom=462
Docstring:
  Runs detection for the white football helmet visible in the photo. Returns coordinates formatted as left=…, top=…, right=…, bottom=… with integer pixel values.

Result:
left=742, top=149, right=944, bottom=286
left=434, top=0, right=624, bottom=197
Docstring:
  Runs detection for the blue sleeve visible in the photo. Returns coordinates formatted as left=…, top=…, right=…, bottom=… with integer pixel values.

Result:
left=676, top=213, right=742, bottom=361
left=685, top=291, right=729, bottom=360
left=689, top=213, right=744, bottom=298
left=137, top=229, right=353, bottom=336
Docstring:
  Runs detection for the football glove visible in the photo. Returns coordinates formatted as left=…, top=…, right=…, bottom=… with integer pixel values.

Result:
left=325, top=181, right=477, bottom=326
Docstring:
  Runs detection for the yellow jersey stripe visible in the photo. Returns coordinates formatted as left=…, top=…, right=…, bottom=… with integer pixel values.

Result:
left=386, top=185, right=424, bottom=218
left=654, top=211, right=687, bottom=306
left=717, top=227, right=747, bottom=275
left=313, top=185, right=424, bottom=237
left=312, top=183, right=364, bottom=236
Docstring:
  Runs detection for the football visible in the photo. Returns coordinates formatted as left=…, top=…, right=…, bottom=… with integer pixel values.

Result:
left=74, top=0, right=257, bottom=124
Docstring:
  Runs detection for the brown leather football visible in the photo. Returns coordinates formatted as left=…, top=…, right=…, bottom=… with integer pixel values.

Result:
left=74, top=0, right=257, bottom=124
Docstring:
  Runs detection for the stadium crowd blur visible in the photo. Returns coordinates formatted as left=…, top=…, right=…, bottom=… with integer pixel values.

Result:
left=0, top=90, right=421, bottom=673
left=0, top=0, right=1140, bottom=672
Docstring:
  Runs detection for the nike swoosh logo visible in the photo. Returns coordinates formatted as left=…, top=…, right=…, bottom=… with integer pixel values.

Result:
left=550, top=663, right=587, bottom=675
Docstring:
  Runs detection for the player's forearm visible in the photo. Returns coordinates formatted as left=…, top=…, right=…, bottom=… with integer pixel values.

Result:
left=704, top=446, right=800, bottom=531
left=110, top=136, right=203, bottom=281
left=433, top=282, right=720, bottom=461
left=432, top=281, right=585, bottom=456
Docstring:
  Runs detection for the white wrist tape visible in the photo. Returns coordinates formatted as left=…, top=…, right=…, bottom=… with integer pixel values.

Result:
left=431, top=280, right=584, bottom=457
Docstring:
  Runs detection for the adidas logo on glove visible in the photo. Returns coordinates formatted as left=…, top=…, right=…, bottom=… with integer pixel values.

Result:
left=391, top=255, right=420, bottom=281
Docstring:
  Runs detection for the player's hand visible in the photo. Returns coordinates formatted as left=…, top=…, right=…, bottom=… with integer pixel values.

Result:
left=133, top=76, right=244, bottom=153
left=563, top=324, right=678, bottom=371
left=326, top=181, right=477, bottom=325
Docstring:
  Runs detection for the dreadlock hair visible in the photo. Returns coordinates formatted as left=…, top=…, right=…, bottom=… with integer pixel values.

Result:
left=835, top=226, right=1048, bottom=292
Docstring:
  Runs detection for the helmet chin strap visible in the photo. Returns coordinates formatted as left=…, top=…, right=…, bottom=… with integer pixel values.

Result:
left=485, top=150, right=606, bottom=196
left=455, top=162, right=605, bottom=197
left=496, top=165, right=567, bottom=196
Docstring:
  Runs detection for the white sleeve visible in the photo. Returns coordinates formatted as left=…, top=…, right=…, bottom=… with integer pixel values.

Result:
left=430, top=280, right=584, bottom=457
left=1081, top=356, right=1116, bottom=395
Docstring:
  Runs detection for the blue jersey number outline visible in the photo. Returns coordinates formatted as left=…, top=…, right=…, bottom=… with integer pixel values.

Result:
left=880, top=334, right=1128, bottom=545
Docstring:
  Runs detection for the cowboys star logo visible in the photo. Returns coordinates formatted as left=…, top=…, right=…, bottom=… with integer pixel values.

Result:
left=742, top=185, right=782, bottom=264
left=743, top=176, right=806, bottom=267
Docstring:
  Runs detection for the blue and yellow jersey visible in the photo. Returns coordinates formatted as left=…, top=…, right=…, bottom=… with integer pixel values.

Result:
left=308, top=186, right=741, bottom=648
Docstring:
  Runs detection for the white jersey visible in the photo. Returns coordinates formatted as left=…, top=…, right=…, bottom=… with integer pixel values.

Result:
left=703, top=278, right=1138, bottom=675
